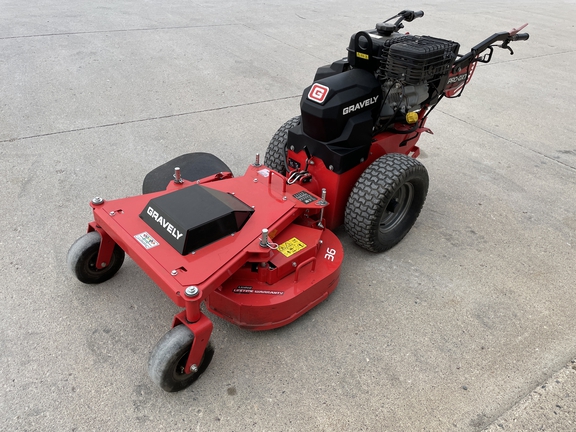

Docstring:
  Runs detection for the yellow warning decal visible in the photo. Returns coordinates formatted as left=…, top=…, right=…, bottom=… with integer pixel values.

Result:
left=356, top=52, right=369, bottom=60
left=277, top=237, right=307, bottom=258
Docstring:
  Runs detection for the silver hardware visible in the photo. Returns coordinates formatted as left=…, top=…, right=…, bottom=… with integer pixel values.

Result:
left=260, top=228, right=269, bottom=247
left=185, top=286, right=199, bottom=297
left=317, top=188, right=328, bottom=206
left=92, top=197, right=104, bottom=205
left=174, top=167, right=183, bottom=184
left=317, top=188, right=327, bottom=228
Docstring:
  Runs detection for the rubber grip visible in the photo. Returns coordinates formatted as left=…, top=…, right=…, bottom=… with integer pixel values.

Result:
left=512, top=33, right=529, bottom=41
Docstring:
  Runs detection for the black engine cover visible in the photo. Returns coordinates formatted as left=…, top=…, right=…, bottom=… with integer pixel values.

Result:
left=289, top=69, right=381, bottom=174
left=301, top=68, right=381, bottom=142
left=140, top=185, right=254, bottom=254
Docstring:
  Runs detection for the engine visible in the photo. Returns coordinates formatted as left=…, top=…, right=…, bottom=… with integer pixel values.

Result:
left=287, top=22, right=460, bottom=174
left=348, top=31, right=460, bottom=127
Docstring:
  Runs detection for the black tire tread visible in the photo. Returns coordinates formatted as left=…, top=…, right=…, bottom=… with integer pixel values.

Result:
left=345, top=153, right=429, bottom=252
left=264, top=116, right=301, bottom=174
left=67, top=231, right=125, bottom=284
left=148, top=325, right=214, bottom=392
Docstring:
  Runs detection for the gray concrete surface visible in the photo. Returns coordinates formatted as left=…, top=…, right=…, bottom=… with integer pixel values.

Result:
left=485, top=360, right=576, bottom=431
left=1, top=1, right=575, bottom=430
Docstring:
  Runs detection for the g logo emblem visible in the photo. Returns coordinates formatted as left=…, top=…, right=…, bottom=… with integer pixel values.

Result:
left=308, top=83, right=329, bottom=104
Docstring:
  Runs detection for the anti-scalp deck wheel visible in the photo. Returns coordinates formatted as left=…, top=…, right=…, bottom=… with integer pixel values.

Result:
left=148, top=325, right=214, bottom=392
left=264, top=116, right=301, bottom=174
left=67, top=231, right=125, bottom=284
left=345, top=153, right=429, bottom=252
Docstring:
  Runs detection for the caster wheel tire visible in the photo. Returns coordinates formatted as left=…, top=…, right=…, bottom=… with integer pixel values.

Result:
left=345, top=153, right=429, bottom=252
left=264, top=116, right=301, bottom=175
left=148, top=325, right=214, bottom=392
left=67, top=231, right=125, bottom=284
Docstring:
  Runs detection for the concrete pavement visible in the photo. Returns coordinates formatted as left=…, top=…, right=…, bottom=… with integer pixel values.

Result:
left=1, top=1, right=575, bottom=430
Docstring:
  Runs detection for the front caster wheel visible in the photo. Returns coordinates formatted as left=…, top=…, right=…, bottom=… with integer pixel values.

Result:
left=67, top=231, right=125, bottom=284
left=345, top=153, right=429, bottom=252
left=148, top=325, right=214, bottom=392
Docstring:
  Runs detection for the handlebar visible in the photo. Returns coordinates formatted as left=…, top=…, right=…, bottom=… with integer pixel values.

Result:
left=453, top=25, right=529, bottom=69
left=380, top=10, right=424, bottom=34
left=379, top=11, right=529, bottom=69
left=445, top=24, right=529, bottom=99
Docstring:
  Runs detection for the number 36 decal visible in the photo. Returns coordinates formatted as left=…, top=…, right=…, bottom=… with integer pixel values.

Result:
left=324, top=248, right=337, bottom=261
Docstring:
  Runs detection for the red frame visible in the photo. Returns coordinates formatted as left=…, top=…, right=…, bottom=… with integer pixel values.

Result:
left=285, top=110, right=431, bottom=229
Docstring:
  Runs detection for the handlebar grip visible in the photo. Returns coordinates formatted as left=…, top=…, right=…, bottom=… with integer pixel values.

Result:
left=512, top=32, right=529, bottom=41
left=399, top=10, right=424, bottom=22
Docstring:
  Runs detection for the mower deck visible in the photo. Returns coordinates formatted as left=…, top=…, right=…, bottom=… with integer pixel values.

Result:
left=88, top=163, right=343, bottom=330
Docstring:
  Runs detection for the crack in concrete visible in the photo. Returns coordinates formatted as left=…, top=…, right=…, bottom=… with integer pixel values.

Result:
left=0, top=95, right=300, bottom=144
left=0, top=24, right=236, bottom=40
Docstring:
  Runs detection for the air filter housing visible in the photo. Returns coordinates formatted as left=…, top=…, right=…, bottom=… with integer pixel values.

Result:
left=379, top=35, right=459, bottom=88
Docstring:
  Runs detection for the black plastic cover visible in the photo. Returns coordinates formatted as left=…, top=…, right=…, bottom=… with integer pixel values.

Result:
left=140, top=186, right=254, bottom=254
left=347, top=29, right=399, bottom=71
left=290, top=68, right=382, bottom=174
left=287, top=118, right=373, bottom=174
left=300, top=68, right=381, bottom=143
left=313, top=59, right=350, bottom=81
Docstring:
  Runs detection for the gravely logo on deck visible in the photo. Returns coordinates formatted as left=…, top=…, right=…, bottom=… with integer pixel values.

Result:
left=146, top=206, right=183, bottom=240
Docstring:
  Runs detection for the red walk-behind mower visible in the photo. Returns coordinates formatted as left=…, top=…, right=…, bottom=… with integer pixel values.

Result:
left=68, top=11, right=528, bottom=391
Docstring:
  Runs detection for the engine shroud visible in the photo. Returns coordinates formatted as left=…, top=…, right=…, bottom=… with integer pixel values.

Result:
left=289, top=68, right=382, bottom=174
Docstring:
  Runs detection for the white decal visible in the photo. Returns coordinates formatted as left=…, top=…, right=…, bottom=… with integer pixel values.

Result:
left=342, top=95, right=379, bottom=115
left=134, top=232, right=160, bottom=249
left=324, top=247, right=337, bottom=261
left=146, top=206, right=184, bottom=240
